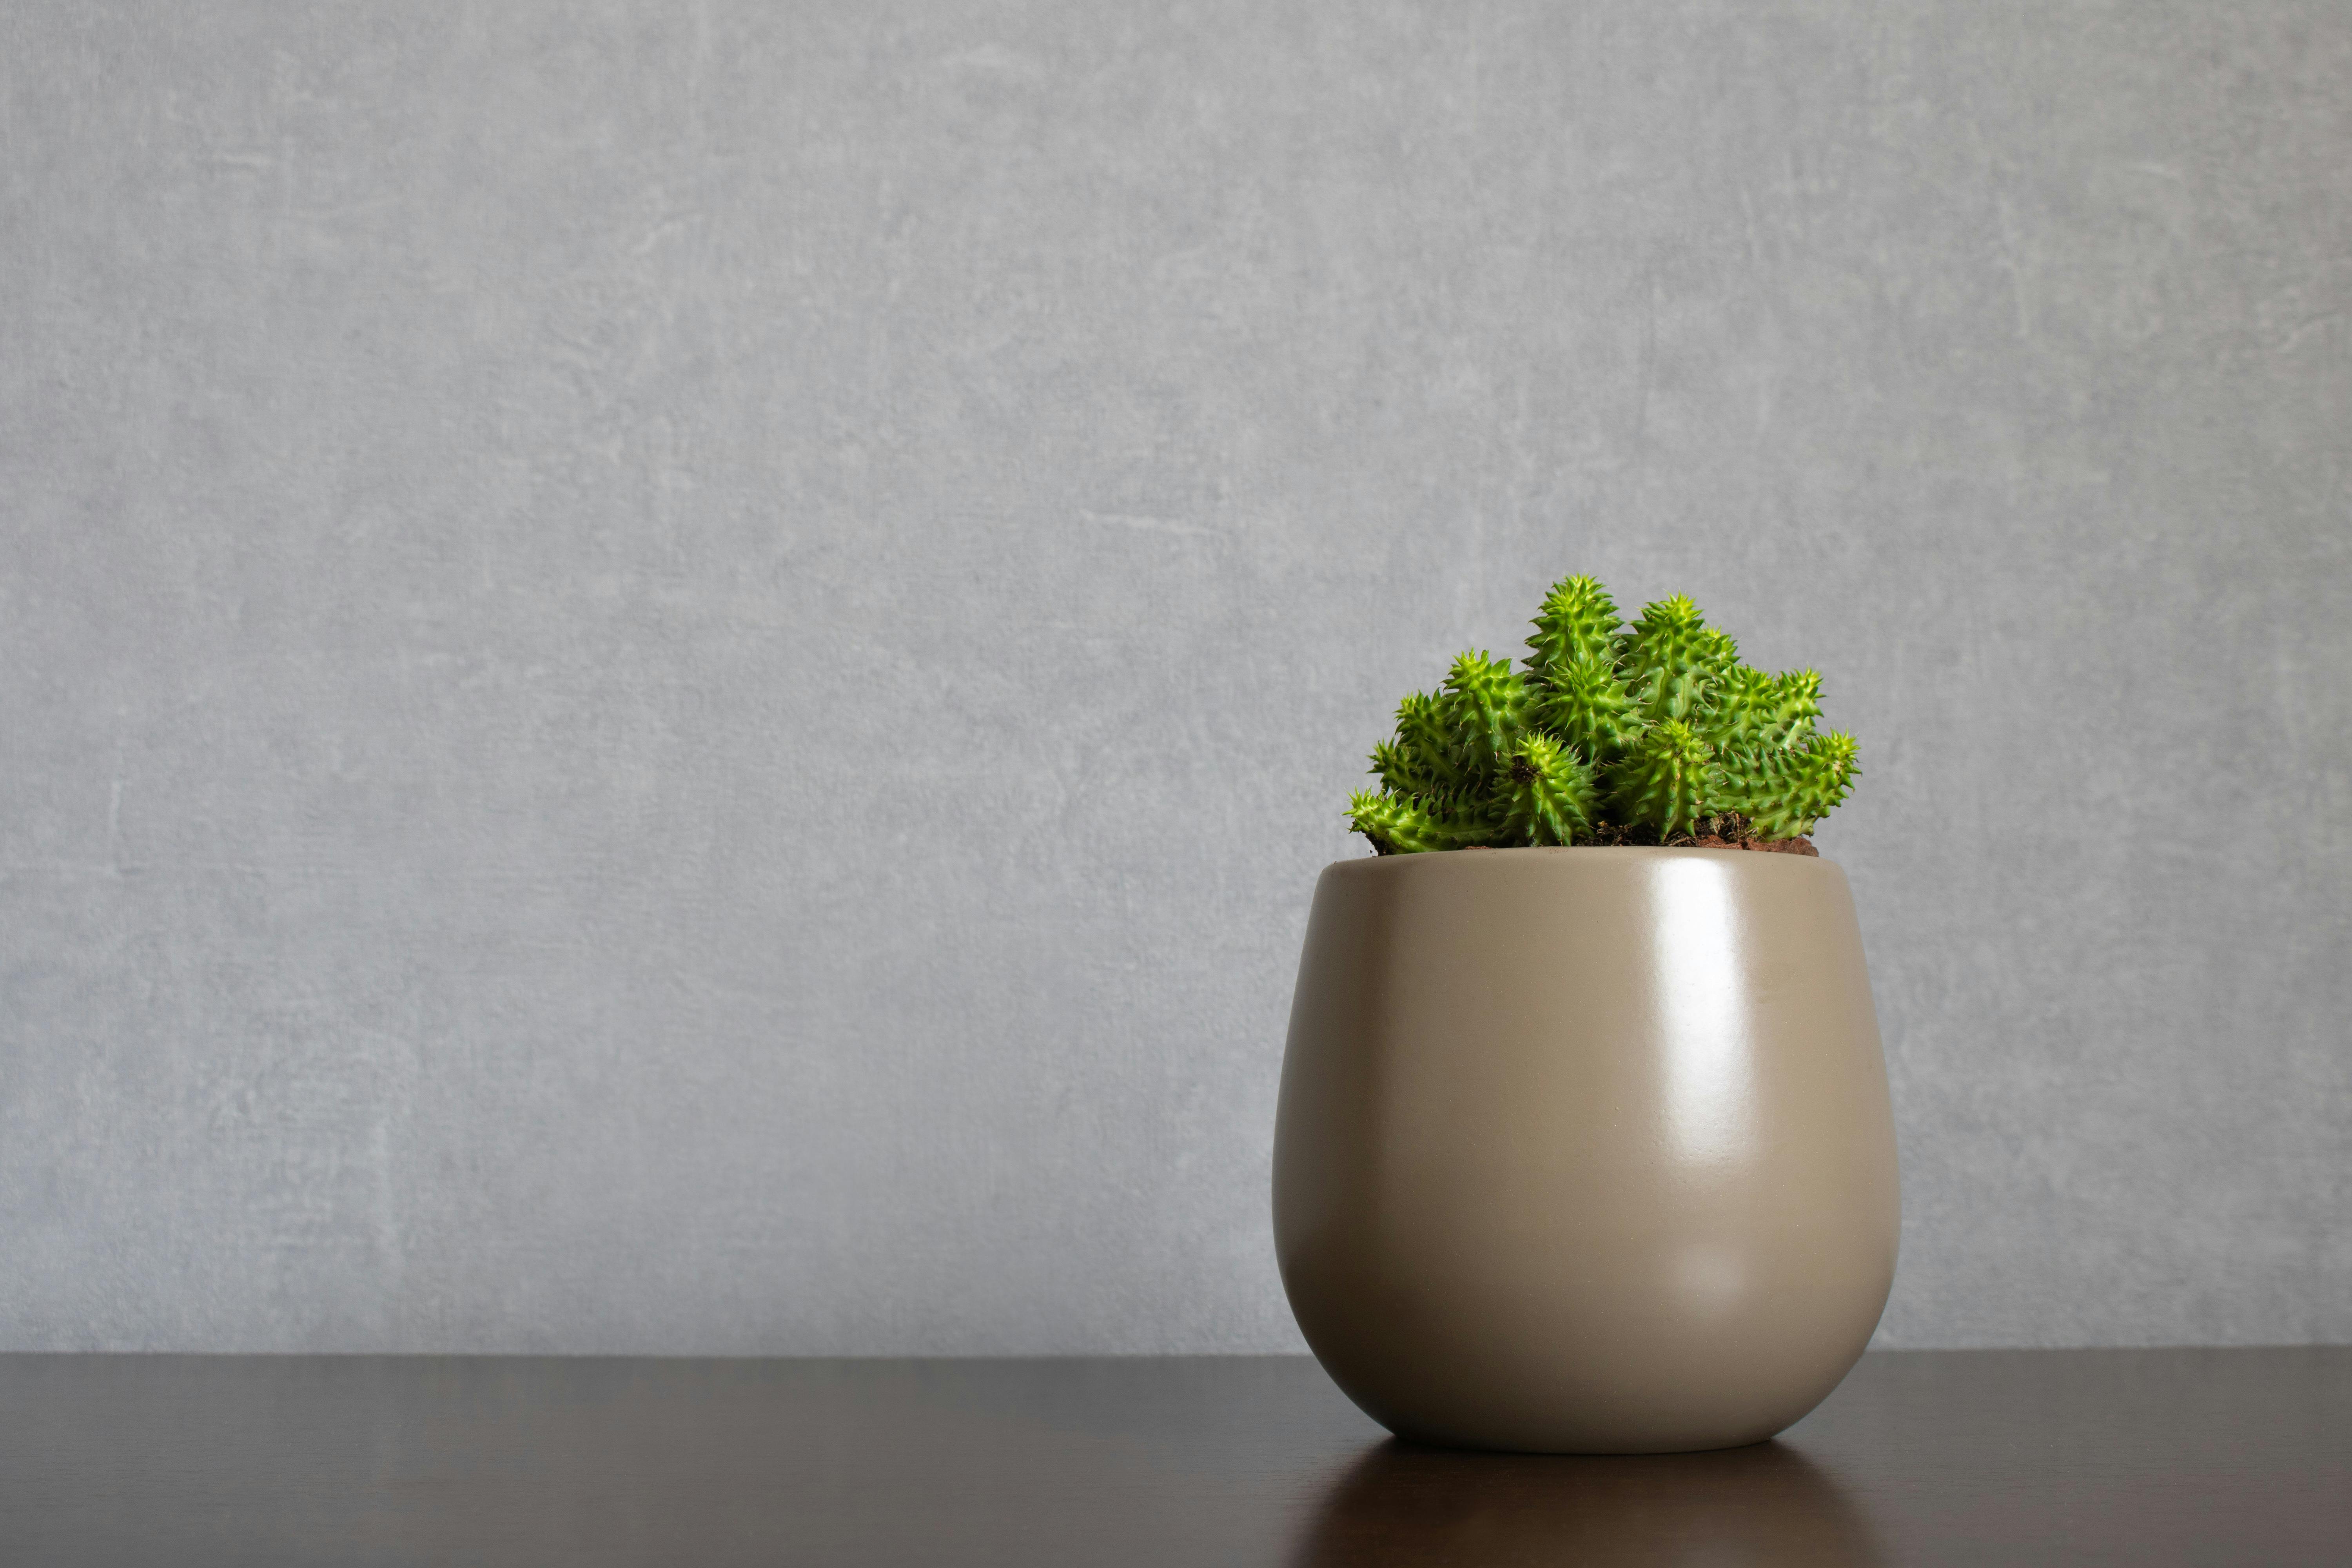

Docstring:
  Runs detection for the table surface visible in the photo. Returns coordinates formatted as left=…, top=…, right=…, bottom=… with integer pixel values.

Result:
left=3, top=1348, right=2346, bottom=1565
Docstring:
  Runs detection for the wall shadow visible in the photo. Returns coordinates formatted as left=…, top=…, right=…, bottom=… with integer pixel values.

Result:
left=1293, top=1437, right=1883, bottom=1566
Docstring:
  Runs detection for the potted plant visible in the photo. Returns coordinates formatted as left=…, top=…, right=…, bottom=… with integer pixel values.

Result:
left=1274, top=575, right=1898, bottom=1454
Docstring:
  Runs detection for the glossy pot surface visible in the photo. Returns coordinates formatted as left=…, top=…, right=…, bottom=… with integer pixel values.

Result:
left=1273, top=847, right=1899, bottom=1453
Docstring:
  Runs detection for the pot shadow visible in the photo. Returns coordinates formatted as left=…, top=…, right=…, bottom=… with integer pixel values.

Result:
left=1292, top=1437, right=1884, bottom=1567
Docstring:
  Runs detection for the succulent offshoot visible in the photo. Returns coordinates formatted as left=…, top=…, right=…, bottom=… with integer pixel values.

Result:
left=1611, top=719, right=1714, bottom=842
left=1495, top=732, right=1597, bottom=847
left=1713, top=731, right=1859, bottom=842
left=1442, top=652, right=1533, bottom=774
left=1534, top=657, right=1641, bottom=756
left=1345, top=789, right=1497, bottom=855
left=1524, top=575, right=1623, bottom=675
left=1619, top=595, right=1739, bottom=725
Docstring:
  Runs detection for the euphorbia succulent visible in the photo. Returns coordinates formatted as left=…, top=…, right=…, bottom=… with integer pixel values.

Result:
left=1346, top=575, right=1858, bottom=853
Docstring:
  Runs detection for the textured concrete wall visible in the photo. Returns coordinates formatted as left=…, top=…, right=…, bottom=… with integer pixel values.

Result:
left=3, top=2, right=2347, bottom=1353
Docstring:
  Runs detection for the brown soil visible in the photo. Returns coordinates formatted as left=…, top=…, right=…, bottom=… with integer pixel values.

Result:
left=1443, top=813, right=1819, bottom=856
left=1588, top=812, right=1819, bottom=857
left=1673, top=832, right=1818, bottom=856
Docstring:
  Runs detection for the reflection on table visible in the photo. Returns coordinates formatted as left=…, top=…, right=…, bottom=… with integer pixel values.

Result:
left=1296, top=1436, right=1882, bottom=1566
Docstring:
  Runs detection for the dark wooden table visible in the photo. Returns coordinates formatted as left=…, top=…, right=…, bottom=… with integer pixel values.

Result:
left=3, top=1349, right=2345, bottom=1564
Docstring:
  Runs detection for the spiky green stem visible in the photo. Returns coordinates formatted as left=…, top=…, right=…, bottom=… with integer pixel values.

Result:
left=1619, top=596, right=1738, bottom=724
left=1703, top=666, right=1777, bottom=747
left=1535, top=656, right=1641, bottom=757
left=1345, top=789, right=1499, bottom=854
left=1387, top=691, right=1472, bottom=795
left=1713, top=731, right=1859, bottom=840
left=1760, top=669, right=1823, bottom=748
left=1610, top=718, right=1715, bottom=839
left=1523, top=575, right=1622, bottom=686
left=1441, top=651, right=1531, bottom=774
left=1495, top=732, right=1597, bottom=846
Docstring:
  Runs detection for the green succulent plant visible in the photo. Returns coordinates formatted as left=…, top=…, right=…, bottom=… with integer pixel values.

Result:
left=1346, top=575, right=1859, bottom=853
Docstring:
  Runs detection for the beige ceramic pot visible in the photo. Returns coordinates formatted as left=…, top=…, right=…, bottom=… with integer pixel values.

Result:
left=1273, top=846, right=1898, bottom=1454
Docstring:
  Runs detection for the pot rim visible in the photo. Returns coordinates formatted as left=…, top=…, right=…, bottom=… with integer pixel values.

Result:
left=1331, top=844, right=1842, bottom=871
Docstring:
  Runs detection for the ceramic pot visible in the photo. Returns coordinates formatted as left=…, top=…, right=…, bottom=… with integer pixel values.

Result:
left=1272, top=846, right=1898, bottom=1454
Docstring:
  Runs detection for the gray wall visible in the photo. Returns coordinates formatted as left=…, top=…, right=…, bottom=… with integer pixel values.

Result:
left=4, top=1, right=2347, bottom=1354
